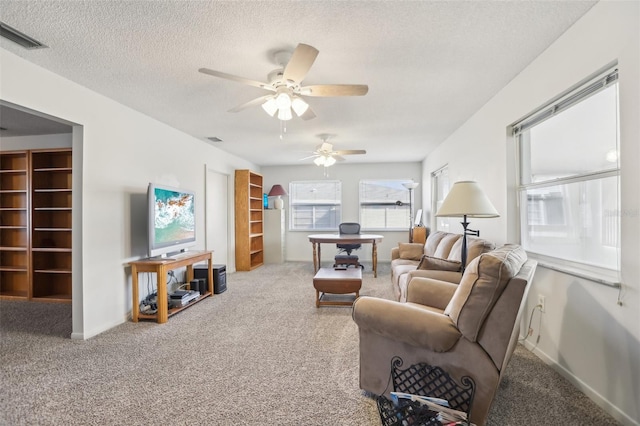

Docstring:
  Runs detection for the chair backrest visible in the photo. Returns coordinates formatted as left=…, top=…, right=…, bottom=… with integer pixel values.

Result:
left=337, top=223, right=361, bottom=253
left=339, top=222, right=360, bottom=235
left=444, top=244, right=536, bottom=372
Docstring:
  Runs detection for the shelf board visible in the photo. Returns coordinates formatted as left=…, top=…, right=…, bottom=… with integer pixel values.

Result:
left=32, top=294, right=72, bottom=302
left=249, top=249, right=263, bottom=255
left=33, top=207, right=72, bottom=211
left=0, top=246, right=28, bottom=251
left=33, top=167, right=72, bottom=172
left=137, top=292, right=212, bottom=321
left=0, top=189, right=28, bottom=193
left=0, top=207, right=27, bottom=211
left=33, top=227, right=72, bottom=232
left=33, top=188, right=72, bottom=193
left=0, top=266, right=28, bottom=272
left=0, top=170, right=27, bottom=174
left=0, top=292, right=29, bottom=300
left=0, top=225, right=28, bottom=229
left=33, top=268, right=72, bottom=273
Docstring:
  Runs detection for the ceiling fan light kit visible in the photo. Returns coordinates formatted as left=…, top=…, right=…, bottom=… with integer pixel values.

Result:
left=199, top=43, right=368, bottom=122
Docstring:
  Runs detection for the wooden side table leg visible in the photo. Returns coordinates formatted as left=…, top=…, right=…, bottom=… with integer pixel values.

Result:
left=317, top=243, right=322, bottom=271
left=207, top=256, right=214, bottom=294
left=131, top=265, right=139, bottom=322
left=312, top=242, right=318, bottom=272
left=157, top=265, right=168, bottom=324
left=373, top=241, right=378, bottom=278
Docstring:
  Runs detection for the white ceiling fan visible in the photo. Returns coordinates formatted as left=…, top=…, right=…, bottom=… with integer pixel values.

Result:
left=300, top=135, right=367, bottom=167
left=199, top=43, right=368, bottom=121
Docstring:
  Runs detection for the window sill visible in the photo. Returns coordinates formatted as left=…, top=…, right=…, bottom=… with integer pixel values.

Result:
left=526, top=252, right=621, bottom=289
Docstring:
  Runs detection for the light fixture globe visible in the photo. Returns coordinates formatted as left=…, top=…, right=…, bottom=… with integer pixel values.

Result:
left=275, top=92, right=292, bottom=109
left=261, top=97, right=278, bottom=116
left=291, top=97, right=309, bottom=116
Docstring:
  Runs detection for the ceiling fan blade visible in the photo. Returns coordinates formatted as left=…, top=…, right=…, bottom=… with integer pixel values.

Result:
left=282, top=43, right=319, bottom=83
left=334, top=149, right=367, bottom=155
left=228, top=95, right=273, bottom=113
left=299, top=154, right=319, bottom=161
left=334, top=155, right=346, bottom=162
left=300, top=84, right=369, bottom=97
left=199, top=68, right=275, bottom=92
left=300, top=106, right=316, bottom=121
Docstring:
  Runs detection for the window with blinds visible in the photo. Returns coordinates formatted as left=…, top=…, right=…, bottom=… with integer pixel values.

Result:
left=289, top=180, right=341, bottom=230
left=359, top=180, right=411, bottom=230
left=515, top=67, right=620, bottom=271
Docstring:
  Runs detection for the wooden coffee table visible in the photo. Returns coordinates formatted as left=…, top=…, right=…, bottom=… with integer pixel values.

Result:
left=313, top=267, right=362, bottom=308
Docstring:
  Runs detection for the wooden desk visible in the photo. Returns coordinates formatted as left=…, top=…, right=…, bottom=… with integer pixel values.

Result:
left=128, top=250, right=213, bottom=323
left=308, top=234, right=384, bottom=277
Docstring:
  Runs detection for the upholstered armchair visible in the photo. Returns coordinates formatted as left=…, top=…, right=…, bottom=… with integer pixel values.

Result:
left=352, top=244, right=537, bottom=426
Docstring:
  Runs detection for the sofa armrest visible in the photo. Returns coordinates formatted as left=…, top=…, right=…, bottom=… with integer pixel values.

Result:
left=406, top=277, right=458, bottom=310
left=353, top=297, right=461, bottom=352
left=391, top=247, right=400, bottom=260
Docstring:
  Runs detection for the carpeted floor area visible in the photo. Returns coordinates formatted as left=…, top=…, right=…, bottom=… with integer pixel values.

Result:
left=0, top=262, right=619, bottom=425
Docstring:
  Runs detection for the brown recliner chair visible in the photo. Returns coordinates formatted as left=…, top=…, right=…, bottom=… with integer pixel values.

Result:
left=352, top=244, right=537, bottom=426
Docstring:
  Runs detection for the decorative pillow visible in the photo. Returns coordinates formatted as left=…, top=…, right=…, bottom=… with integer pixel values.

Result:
left=417, top=255, right=462, bottom=272
left=397, top=243, right=424, bottom=261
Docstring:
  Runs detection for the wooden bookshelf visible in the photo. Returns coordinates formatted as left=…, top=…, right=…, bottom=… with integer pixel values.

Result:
left=0, top=151, right=30, bottom=299
left=0, top=149, right=72, bottom=302
left=234, top=170, right=264, bottom=271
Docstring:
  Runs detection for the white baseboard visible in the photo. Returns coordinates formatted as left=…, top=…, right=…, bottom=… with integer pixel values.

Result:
left=520, top=339, right=638, bottom=426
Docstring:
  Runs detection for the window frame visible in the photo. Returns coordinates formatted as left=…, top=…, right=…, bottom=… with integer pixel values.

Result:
left=514, top=66, right=621, bottom=283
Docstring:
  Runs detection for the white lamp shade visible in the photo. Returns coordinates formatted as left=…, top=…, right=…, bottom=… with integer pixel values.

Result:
left=291, top=97, right=309, bottom=116
left=436, top=181, right=499, bottom=218
left=277, top=107, right=292, bottom=121
left=261, top=98, right=278, bottom=116
left=402, top=181, right=419, bottom=190
left=324, top=156, right=336, bottom=167
left=314, top=156, right=325, bottom=166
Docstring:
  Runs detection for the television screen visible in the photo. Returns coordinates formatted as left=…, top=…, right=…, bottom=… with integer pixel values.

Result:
left=148, top=183, right=196, bottom=257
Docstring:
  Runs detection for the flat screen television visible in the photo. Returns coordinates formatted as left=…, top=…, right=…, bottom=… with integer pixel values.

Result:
left=148, top=183, right=196, bottom=258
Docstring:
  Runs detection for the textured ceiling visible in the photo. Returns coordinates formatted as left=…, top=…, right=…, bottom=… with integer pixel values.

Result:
left=0, top=1, right=596, bottom=166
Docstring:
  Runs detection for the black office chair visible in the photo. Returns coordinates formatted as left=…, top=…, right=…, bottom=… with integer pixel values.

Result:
left=334, top=222, right=364, bottom=269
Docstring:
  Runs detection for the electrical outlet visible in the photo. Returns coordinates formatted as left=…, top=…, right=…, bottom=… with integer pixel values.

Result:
left=538, top=294, right=546, bottom=313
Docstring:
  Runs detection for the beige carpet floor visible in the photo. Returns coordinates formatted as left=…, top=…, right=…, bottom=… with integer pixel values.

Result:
left=0, top=262, right=619, bottom=425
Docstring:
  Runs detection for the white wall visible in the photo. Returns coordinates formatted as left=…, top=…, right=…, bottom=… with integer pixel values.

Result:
left=421, top=2, right=639, bottom=424
left=0, top=48, right=259, bottom=340
left=261, top=162, right=422, bottom=263
left=1, top=133, right=72, bottom=150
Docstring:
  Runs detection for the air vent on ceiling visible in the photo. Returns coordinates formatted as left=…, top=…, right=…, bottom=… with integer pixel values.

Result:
left=0, top=22, right=48, bottom=50
left=207, top=137, right=223, bottom=143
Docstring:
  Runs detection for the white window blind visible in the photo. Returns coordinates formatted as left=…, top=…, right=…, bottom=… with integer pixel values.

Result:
left=359, top=180, right=411, bottom=230
left=515, top=67, right=620, bottom=273
left=289, top=180, right=341, bottom=230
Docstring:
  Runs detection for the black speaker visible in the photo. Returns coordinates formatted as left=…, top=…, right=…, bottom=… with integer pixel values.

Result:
left=189, top=279, right=200, bottom=294
left=194, top=264, right=227, bottom=294
left=212, top=264, right=226, bottom=294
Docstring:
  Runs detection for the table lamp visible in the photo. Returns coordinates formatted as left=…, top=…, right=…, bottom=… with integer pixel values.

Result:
left=268, top=184, right=287, bottom=209
left=436, top=181, right=499, bottom=272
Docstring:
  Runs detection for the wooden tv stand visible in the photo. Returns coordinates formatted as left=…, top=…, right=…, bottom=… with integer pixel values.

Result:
left=128, top=250, right=213, bottom=324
